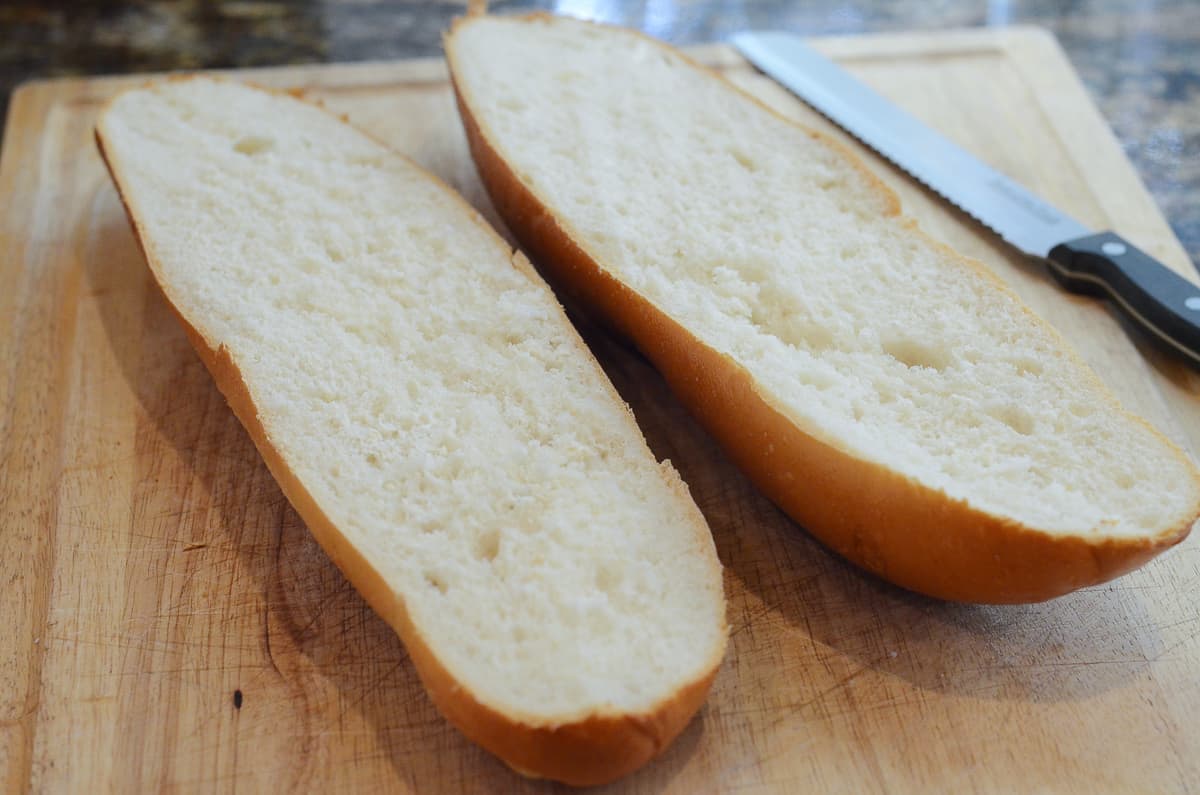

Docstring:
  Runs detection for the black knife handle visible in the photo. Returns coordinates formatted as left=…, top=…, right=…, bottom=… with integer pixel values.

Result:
left=1047, top=231, right=1200, bottom=365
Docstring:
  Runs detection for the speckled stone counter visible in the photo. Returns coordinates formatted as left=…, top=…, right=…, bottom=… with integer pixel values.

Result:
left=2, top=0, right=1196, bottom=266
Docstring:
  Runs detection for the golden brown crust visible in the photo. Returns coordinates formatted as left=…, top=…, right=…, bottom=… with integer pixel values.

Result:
left=95, top=78, right=724, bottom=786
left=445, top=13, right=1200, bottom=603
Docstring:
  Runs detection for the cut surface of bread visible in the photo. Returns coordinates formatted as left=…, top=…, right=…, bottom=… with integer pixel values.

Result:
left=96, top=76, right=725, bottom=786
left=446, top=13, right=1200, bottom=602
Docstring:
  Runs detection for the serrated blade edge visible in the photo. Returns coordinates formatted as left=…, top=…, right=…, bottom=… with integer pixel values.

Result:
left=731, top=31, right=1091, bottom=257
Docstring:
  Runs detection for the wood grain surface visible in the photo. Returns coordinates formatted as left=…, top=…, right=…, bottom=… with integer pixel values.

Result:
left=3, top=27, right=1200, bottom=794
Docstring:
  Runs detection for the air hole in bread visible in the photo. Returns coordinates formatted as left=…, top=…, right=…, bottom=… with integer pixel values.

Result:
left=749, top=304, right=836, bottom=354
left=595, top=563, right=621, bottom=593
left=882, top=336, right=951, bottom=372
left=233, top=135, right=273, bottom=155
left=801, top=321, right=835, bottom=352
left=474, top=529, right=501, bottom=563
left=729, top=148, right=759, bottom=173
left=424, top=571, right=449, bottom=594
left=1014, top=357, right=1045, bottom=376
left=988, top=403, right=1036, bottom=436
left=797, top=368, right=836, bottom=390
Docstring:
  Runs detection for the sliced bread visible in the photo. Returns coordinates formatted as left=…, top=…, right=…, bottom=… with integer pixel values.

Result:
left=445, top=13, right=1200, bottom=603
left=95, top=76, right=726, bottom=786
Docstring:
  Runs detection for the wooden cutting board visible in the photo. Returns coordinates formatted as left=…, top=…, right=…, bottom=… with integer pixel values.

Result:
left=4, top=27, right=1200, bottom=794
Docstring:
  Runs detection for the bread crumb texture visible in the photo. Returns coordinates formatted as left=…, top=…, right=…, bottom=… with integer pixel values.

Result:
left=99, top=78, right=724, bottom=720
left=451, top=15, right=1200, bottom=539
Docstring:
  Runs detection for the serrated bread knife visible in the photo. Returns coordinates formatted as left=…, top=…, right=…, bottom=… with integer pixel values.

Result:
left=732, top=31, right=1200, bottom=365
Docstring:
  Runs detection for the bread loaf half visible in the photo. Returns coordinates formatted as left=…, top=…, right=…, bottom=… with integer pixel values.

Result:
left=445, top=13, right=1200, bottom=603
left=96, top=76, right=726, bottom=786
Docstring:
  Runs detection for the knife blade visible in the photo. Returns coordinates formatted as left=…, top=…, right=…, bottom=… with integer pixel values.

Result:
left=731, top=30, right=1200, bottom=365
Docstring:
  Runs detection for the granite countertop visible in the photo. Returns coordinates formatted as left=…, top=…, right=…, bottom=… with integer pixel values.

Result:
left=1, top=0, right=1196, bottom=267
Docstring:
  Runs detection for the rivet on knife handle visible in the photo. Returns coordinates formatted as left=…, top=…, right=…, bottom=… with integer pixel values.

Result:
left=1047, top=232, right=1200, bottom=363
